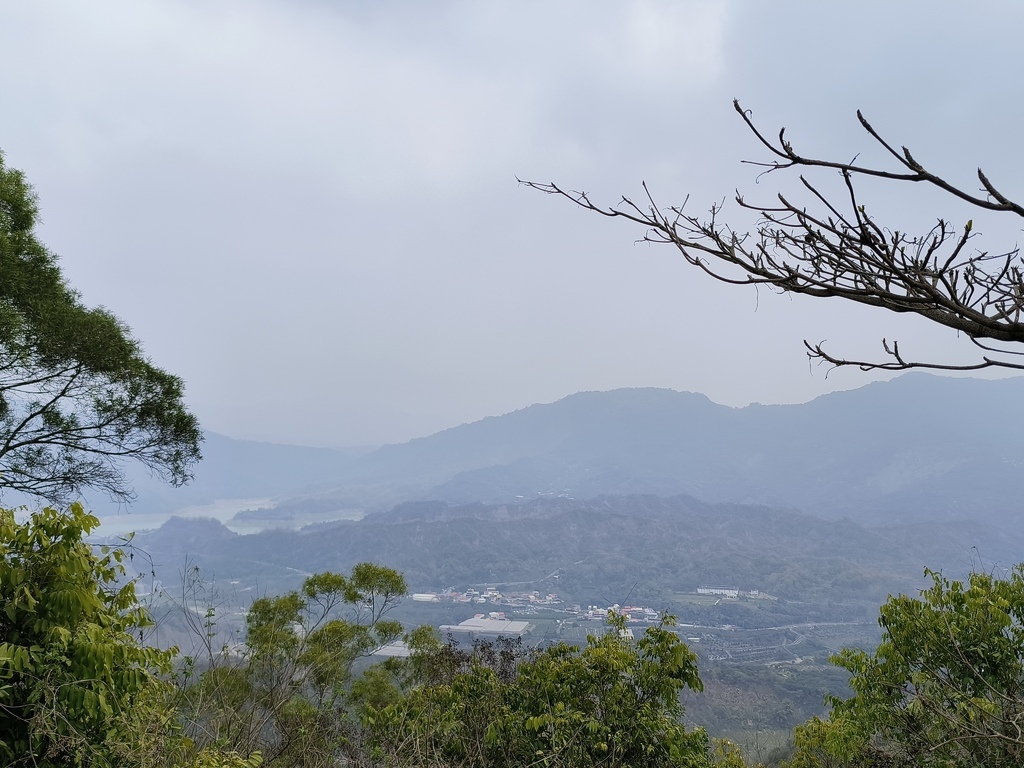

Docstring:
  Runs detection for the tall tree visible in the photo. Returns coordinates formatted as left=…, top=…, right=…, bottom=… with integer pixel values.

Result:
left=788, top=567, right=1024, bottom=768
left=182, top=564, right=407, bottom=767
left=526, top=101, right=1024, bottom=373
left=0, top=151, right=200, bottom=503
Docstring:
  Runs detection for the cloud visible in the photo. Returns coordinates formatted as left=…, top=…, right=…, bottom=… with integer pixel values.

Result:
left=1, top=1, right=1021, bottom=447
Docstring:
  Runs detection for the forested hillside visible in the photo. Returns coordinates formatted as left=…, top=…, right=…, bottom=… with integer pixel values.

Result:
left=133, top=493, right=1019, bottom=620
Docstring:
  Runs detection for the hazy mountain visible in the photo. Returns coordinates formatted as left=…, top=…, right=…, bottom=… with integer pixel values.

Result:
left=94, top=373, right=1024, bottom=532
left=281, top=374, right=1024, bottom=527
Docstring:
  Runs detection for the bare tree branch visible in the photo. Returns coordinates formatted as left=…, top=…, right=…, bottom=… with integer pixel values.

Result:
left=522, top=100, right=1024, bottom=372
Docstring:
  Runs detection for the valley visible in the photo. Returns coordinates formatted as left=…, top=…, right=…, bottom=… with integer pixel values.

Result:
left=88, top=373, right=1024, bottom=755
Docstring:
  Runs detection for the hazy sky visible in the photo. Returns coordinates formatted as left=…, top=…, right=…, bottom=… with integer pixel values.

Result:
left=2, top=1, right=1023, bottom=446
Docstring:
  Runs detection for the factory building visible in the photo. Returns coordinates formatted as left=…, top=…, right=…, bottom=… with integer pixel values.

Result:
left=439, top=614, right=533, bottom=640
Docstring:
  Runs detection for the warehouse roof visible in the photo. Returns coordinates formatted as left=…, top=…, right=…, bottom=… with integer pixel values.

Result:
left=440, top=617, right=532, bottom=636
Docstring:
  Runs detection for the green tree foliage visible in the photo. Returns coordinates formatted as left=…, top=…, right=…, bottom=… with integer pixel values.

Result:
left=183, top=563, right=407, bottom=767
left=0, top=504, right=265, bottom=768
left=363, top=613, right=712, bottom=768
left=0, top=503, right=173, bottom=766
left=0, top=151, right=201, bottom=504
left=788, top=567, right=1024, bottom=767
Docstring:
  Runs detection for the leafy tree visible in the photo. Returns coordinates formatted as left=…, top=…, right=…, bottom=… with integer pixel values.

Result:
left=787, top=567, right=1024, bottom=767
left=0, top=151, right=200, bottom=504
left=0, top=503, right=172, bottom=766
left=182, top=563, right=407, bottom=767
left=526, top=101, right=1024, bottom=373
left=0, top=504, right=266, bottom=768
left=363, top=613, right=712, bottom=768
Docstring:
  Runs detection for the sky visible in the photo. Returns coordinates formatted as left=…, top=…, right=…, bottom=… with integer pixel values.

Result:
left=2, top=1, right=1023, bottom=447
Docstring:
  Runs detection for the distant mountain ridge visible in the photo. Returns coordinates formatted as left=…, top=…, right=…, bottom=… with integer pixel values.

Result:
left=104, top=374, right=1024, bottom=531
left=302, top=374, right=1024, bottom=527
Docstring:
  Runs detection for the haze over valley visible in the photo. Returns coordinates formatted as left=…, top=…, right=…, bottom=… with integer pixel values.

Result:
left=107, top=373, right=1024, bottom=744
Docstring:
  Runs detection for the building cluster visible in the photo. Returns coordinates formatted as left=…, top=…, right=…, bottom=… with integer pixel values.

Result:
left=573, top=604, right=662, bottom=622
left=696, top=586, right=769, bottom=599
left=412, top=587, right=562, bottom=607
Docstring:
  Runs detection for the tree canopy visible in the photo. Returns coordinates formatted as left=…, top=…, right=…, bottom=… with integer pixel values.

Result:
left=788, top=567, right=1024, bottom=767
left=181, top=563, right=408, bottom=766
left=0, top=151, right=200, bottom=504
left=362, top=614, right=712, bottom=768
left=0, top=504, right=174, bottom=766
left=0, top=504, right=267, bottom=768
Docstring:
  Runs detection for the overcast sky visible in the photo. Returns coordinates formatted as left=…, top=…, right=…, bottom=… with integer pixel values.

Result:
left=2, top=1, right=1023, bottom=447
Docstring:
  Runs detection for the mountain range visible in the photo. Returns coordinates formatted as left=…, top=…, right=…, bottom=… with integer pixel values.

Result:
left=104, top=373, right=1024, bottom=530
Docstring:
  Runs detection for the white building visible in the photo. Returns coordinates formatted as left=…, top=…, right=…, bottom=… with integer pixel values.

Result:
left=439, top=615, right=532, bottom=639
left=697, top=586, right=740, bottom=598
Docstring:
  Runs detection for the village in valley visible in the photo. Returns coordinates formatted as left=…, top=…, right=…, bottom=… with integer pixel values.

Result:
left=400, top=583, right=802, bottom=655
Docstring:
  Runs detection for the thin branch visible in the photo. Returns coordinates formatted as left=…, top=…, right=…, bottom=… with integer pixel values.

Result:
left=522, top=101, right=1024, bottom=373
